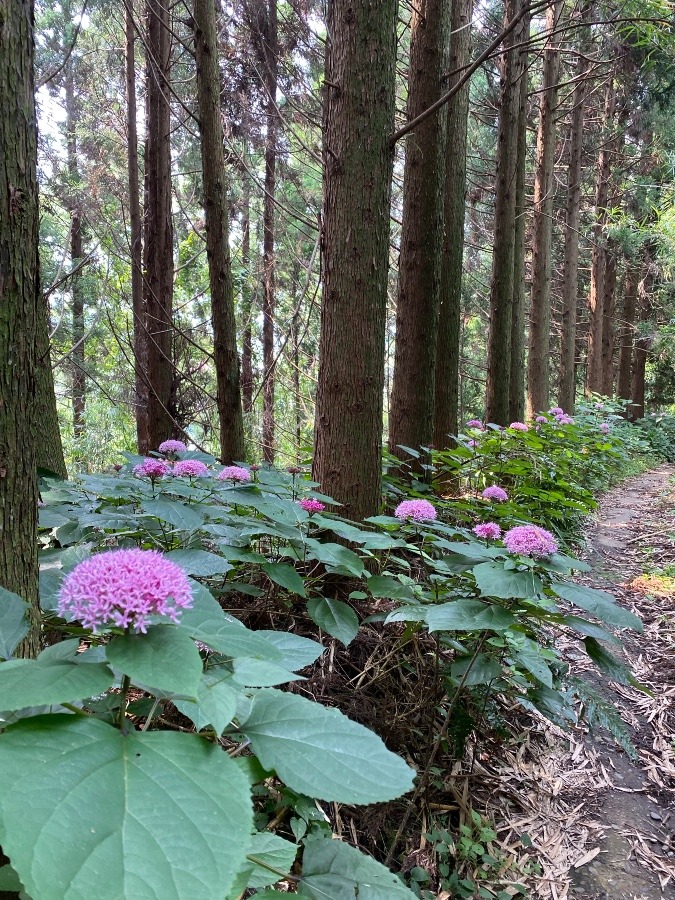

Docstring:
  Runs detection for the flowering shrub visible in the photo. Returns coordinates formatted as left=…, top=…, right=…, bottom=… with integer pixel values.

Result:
left=173, top=459, right=209, bottom=478
left=158, top=439, right=187, bottom=455
left=300, top=498, right=326, bottom=514
left=395, top=499, right=437, bottom=521
left=508, top=422, right=528, bottom=431
left=472, top=522, right=502, bottom=540
left=133, top=458, right=171, bottom=479
left=217, top=465, right=252, bottom=482
left=503, top=524, right=558, bottom=557
left=482, top=485, right=508, bottom=502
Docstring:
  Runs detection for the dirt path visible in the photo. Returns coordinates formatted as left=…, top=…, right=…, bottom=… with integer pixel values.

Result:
left=567, top=465, right=675, bottom=899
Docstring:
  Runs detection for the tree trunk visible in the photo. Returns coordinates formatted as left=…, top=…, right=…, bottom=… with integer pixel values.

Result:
left=630, top=251, right=654, bottom=420
left=485, top=0, right=523, bottom=425
left=586, top=76, right=616, bottom=395
left=526, top=0, right=562, bottom=418
left=241, top=154, right=254, bottom=418
left=389, top=0, right=449, bottom=459
left=433, top=0, right=473, bottom=449
left=143, top=0, right=175, bottom=449
left=558, top=4, right=590, bottom=412
left=0, top=0, right=41, bottom=653
left=312, top=0, right=398, bottom=520
left=126, top=2, right=149, bottom=454
left=34, top=292, right=68, bottom=479
left=194, top=0, right=245, bottom=464
left=600, top=238, right=617, bottom=397
left=508, top=5, right=530, bottom=423
left=616, top=261, right=639, bottom=401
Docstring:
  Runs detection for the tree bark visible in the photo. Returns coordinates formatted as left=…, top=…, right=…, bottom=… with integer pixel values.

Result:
left=143, top=0, right=175, bottom=449
left=630, top=250, right=654, bottom=420
left=616, top=261, right=639, bottom=402
left=558, top=4, right=590, bottom=412
left=433, top=0, right=473, bottom=449
left=126, top=2, right=149, bottom=454
left=313, top=0, right=398, bottom=521
left=508, top=5, right=530, bottom=423
left=0, top=0, right=41, bottom=653
left=485, top=0, right=523, bottom=425
left=600, top=238, right=617, bottom=397
left=194, top=0, right=245, bottom=463
left=526, top=0, right=562, bottom=418
left=389, top=0, right=450, bottom=458
left=240, top=154, right=254, bottom=418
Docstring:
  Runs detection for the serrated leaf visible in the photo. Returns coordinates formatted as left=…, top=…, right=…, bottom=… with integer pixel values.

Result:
left=241, top=688, right=415, bottom=803
left=244, top=832, right=298, bottom=889
left=426, top=600, right=516, bottom=633
left=307, top=598, right=359, bottom=646
left=473, top=562, right=543, bottom=600
left=513, top=647, right=553, bottom=688
left=552, top=583, right=642, bottom=631
left=232, top=658, right=305, bottom=687
left=0, top=715, right=252, bottom=899
left=175, top=671, right=239, bottom=735
left=0, top=588, right=29, bottom=660
left=141, top=499, right=205, bottom=532
left=366, top=575, right=418, bottom=601
left=298, top=837, right=416, bottom=899
left=304, top=540, right=365, bottom=577
left=38, top=567, right=64, bottom=612
left=165, top=549, right=232, bottom=576
left=0, top=659, right=114, bottom=711
left=255, top=631, right=324, bottom=670
left=106, top=626, right=202, bottom=696
left=262, top=563, right=306, bottom=597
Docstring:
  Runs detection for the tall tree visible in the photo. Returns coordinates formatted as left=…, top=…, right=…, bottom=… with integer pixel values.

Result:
left=1, top=0, right=41, bottom=652
left=389, top=0, right=449, bottom=457
left=600, top=237, right=617, bottom=396
left=194, top=0, right=246, bottom=463
left=433, top=0, right=473, bottom=449
left=616, top=259, right=639, bottom=402
left=143, top=0, right=175, bottom=448
left=313, top=0, right=398, bottom=520
left=526, top=0, right=562, bottom=417
left=485, top=0, right=525, bottom=425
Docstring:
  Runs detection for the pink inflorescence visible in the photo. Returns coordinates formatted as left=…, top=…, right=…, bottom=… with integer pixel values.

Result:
left=299, top=498, right=326, bottom=514
left=503, top=525, right=558, bottom=557
left=466, top=419, right=483, bottom=429
left=535, top=416, right=547, bottom=424
left=599, top=422, right=611, bottom=433
left=394, top=499, right=437, bottom=521
left=549, top=407, right=564, bottom=416
left=217, top=465, right=251, bottom=483
left=158, top=439, right=187, bottom=455
left=173, top=459, right=209, bottom=478
left=555, top=414, right=575, bottom=425
left=57, top=548, right=193, bottom=633
left=509, top=422, right=528, bottom=431
left=133, top=458, right=171, bottom=479
left=482, top=485, right=508, bottom=502
left=473, top=522, right=502, bottom=540
left=468, top=439, right=478, bottom=448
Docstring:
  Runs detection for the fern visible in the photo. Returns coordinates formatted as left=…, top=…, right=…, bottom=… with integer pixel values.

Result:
left=571, top=676, right=638, bottom=759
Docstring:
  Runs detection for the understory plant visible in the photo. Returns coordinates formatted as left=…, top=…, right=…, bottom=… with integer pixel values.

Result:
left=0, top=437, right=646, bottom=897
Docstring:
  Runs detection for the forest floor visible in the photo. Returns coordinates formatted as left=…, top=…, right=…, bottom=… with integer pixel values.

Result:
left=490, top=465, right=675, bottom=900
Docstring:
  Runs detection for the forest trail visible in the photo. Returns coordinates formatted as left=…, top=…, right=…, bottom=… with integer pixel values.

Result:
left=563, top=465, right=675, bottom=899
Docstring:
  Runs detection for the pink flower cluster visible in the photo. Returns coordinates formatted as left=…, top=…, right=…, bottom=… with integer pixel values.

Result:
left=133, top=458, right=171, bottom=479
left=217, top=466, right=251, bottom=483
left=509, top=422, right=528, bottom=431
left=466, top=419, right=483, bottom=429
left=482, top=485, right=508, bottom=502
left=599, top=422, right=611, bottom=434
left=555, top=414, right=574, bottom=425
left=158, top=440, right=187, bottom=455
left=535, top=416, right=547, bottom=424
left=549, top=407, right=563, bottom=416
left=394, top=499, right=437, bottom=521
left=299, top=498, right=326, bottom=514
left=473, top=522, right=502, bottom=540
left=503, top=525, right=558, bottom=557
left=57, top=548, right=193, bottom=633
left=173, top=459, right=209, bottom=478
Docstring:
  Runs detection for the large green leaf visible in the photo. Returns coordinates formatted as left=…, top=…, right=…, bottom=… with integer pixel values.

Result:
left=298, top=837, right=416, bottom=899
left=0, top=588, right=29, bottom=660
left=426, top=600, right=516, bottom=633
left=0, top=715, right=252, bottom=899
left=241, top=689, right=415, bottom=803
left=306, top=598, right=359, bottom=646
left=174, top=671, right=240, bottom=734
left=141, top=499, right=205, bottom=532
left=262, top=563, right=306, bottom=597
left=552, top=583, right=642, bottom=631
left=165, top=549, right=232, bottom=576
left=366, top=575, right=418, bottom=602
left=232, top=658, right=305, bottom=687
left=563, top=615, right=621, bottom=645
left=583, top=637, right=642, bottom=687
left=473, top=562, right=543, bottom=600
left=304, top=539, right=365, bottom=577
left=0, top=659, right=114, bottom=711
left=241, top=832, right=298, bottom=890
left=106, top=626, right=203, bottom=696
left=255, top=631, right=324, bottom=670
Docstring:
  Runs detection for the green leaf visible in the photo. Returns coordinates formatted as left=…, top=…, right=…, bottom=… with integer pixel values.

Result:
left=141, top=499, right=205, bottom=531
left=0, top=863, right=23, bottom=893
left=243, top=832, right=298, bottom=890
left=306, top=598, right=359, bottom=646
left=241, top=688, right=415, bottom=804
left=552, top=583, right=642, bottom=631
left=366, top=575, right=418, bottom=601
left=298, top=837, right=416, bottom=899
left=175, top=671, right=239, bottom=735
left=39, top=567, right=64, bottom=612
left=165, top=549, right=232, bottom=577
left=106, top=626, right=203, bottom=696
left=232, top=658, right=305, bottom=687
left=262, top=563, right=306, bottom=597
left=38, top=508, right=71, bottom=529
left=563, top=615, right=621, bottom=645
left=473, top=562, right=543, bottom=600
left=0, top=660, right=114, bottom=711
left=255, top=631, right=324, bottom=670
left=582, top=638, right=640, bottom=686
left=426, top=600, right=516, bottom=633
left=512, top=646, right=553, bottom=688
left=0, top=588, right=29, bottom=660
left=0, top=715, right=252, bottom=899
left=304, top=539, right=365, bottom=577
left=450, top=653, right=502, bottom=686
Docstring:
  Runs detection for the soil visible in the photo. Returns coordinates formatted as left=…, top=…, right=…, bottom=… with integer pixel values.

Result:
left=567, top=465, right=675, bottom=899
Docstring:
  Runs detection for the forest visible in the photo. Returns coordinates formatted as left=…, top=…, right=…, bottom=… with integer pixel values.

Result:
left=2, top=0, right=675, bottom=897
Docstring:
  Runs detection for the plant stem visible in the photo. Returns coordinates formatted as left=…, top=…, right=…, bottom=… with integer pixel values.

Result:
left=118, top=674, right=131, bottom=731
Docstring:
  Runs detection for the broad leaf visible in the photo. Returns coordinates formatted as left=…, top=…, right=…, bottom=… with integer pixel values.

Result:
left=255, top=631, right=324, bottom=670
left=241, top=688, right=415, bottom=804
left=450, top=653, right=502, bottom=686
left=473, top=562, right=543, bottom=600
left=563, top=615, right=620, bottom=645
left=298, top=837, right=416, bottom=899
left=552, top=583, right=642, bottom=631
left=174, top=671, right=239, bottom=735
left=0, top=659, right=114, bottom=711
left=232, top=658, right=305, bottom=687
left=241, top=832, right=298, bottom=890
left=141, top=499, right=205, bottom=532
left=165, top=549, right=232, bottom=577
left=304, top=539, right=365, bottom=577
left=262, top=563, right=306, bottom=598
left=0, top=588, right=29, bottom=660
left=366, top=575, right=418, bottom=602
left=106, top=626, right=203, bottom=697
left=307, top=598, right=359, bottom=646
left=426, top=600, right=516, bottom=633
left=513, top=645, right=553, bottom=688
left=0, top=715, right=252, bottom=899
left=583, top=637, right=641, bottom=686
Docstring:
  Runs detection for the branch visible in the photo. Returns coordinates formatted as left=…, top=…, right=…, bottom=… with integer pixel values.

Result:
left=36, top=0, right=90, bottom=90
